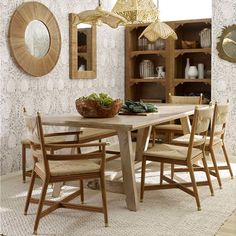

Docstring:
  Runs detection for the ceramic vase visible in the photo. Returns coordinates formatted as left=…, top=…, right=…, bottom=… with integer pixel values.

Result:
left=188, top=66, right=198, bottom=79
left=156, top=66, right=165, bottom=78
left=198, top=63, right=204, bottom=79
left=185, top=58, right=190, bottom=79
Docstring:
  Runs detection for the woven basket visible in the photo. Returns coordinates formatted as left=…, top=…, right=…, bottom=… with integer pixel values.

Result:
left=75, top=99, right=122, bottom=118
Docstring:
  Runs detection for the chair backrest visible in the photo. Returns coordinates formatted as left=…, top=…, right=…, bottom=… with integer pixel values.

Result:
left=169, top=93, right=203, bottom=105
left=24, top=109, right=50, bottom=173
left=209, top=101, right=229, bottom=146
left=187, top=105, right=213, bottom=161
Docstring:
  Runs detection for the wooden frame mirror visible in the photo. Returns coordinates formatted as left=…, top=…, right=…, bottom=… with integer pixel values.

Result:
left=69, top=13, right=97, bottom=79
left=8, top=2, right=61, bottom=77
left=217, top=24, right=236, bottom=63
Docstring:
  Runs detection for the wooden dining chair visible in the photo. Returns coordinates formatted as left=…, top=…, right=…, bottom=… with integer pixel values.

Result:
left=140, top=106, right=214, bottom=211
left=22, top=108, right=118, bottom=183
left=24, top=112, right=109, bottom=234
left=172, top=101, right=234, bottom=188
left=152, top=93, right=203, bottom=145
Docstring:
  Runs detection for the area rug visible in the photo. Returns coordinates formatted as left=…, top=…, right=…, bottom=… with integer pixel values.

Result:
left=1, top=163, right=236, bottom=236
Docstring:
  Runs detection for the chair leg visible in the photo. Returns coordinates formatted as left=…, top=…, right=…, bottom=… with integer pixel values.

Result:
left=100, top=174, right=108, bottom=227
left=160, top=162, right=164, bottom=184
left=222, top=143, right=234, bottom=179
left=140, top=156, right=147, bottom=203
left=24, top=170, right=36, bottom=215
left=188, top=164, right=201, bottom=211
left=80, top=179, right=84, bottom=204
left=22, top=144, right=26, bottom=183
left=209, top=148, right=222, bottom=188
left=202, top=154, right=214, bottom=196
left=171, top=164, right=174, bottom=179
left=152, top=128, right=156, bottom=147
left=33, top=179, right=49, bottom=235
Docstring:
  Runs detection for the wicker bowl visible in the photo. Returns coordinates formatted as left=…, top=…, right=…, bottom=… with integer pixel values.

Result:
left=181, top=40, right=196, bottom=49
left=75, top=98, right=122, bottom=118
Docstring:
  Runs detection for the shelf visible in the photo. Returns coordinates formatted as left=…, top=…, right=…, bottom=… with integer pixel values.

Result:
left=130, top=78, right=166, bottom=84
left=174, top=48, right=211, bottom=57
left=174, top=78, right=211, bottom=86
left=130, top=50, right=166, bottom=58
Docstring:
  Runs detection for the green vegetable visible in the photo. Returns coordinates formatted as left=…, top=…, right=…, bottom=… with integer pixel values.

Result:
left=122, top=100, right=158, bottom=113
left=81, top=93, right=114, bottom=107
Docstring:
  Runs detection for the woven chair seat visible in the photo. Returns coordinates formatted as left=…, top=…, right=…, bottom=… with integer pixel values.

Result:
left=36, top=160, right=100, bottom=176
left=172, top=134, right=222, bottom=147
left=144, top=143, right=202, bottom=161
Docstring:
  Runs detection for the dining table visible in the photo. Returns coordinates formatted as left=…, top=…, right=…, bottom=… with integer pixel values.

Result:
left=42, top=104, right=198, bottom=212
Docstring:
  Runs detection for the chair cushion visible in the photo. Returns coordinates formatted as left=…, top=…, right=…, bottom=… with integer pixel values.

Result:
left=144, top=144, right=202, bottom=161
left=36, top=160, right=100, bottom=176
left=173, top=134, right=222, bottom=147
left=155, top=124, right=183, bottom=133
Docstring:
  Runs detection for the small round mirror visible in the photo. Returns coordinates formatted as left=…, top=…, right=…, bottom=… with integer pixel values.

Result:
left=222, top=30, right=236, bottom=59
left=25, top=20, right=50, bottom=58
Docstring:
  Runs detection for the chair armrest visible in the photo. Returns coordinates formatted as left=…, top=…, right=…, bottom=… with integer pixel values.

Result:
left=44, top=131, right=82, bottom=137
left=47, top=151, right=105, bottom=161
left=45, top=142, right=107, bottom=149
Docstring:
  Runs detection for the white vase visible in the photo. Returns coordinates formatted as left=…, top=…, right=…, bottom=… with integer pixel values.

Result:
left=188, top=66, right=198, bottom=79
left=185, top=58, right=190, bottom=79
left=198, top=63, right=204, bottom=79
left=156, top=66, right=165, bottom=78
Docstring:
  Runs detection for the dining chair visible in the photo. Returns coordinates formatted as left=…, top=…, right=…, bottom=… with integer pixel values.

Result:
left=24, top=112, right=108, bottom=234
left=152, top=93, right=203, bottom=145
left=140, top=106, right=214, bottom=211
left=172, top=101, right=234, bottom=188
left=21, top=108, right=118, bottom=183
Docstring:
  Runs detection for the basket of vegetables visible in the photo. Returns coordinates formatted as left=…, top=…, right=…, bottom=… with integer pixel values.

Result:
left=75, top=93, right=122, bottom=118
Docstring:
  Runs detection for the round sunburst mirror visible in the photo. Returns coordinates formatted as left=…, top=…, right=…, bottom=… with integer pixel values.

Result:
left=217, top=24, right=236, bottom=63
left=8, top=2, right=61, bottom=77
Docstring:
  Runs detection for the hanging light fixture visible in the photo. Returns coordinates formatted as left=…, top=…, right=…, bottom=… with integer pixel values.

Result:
left=112, top=0, right=158, bottom=23
left=112, top=0, right=177, bottom=41
left=72, top=0, right=127, bottom=28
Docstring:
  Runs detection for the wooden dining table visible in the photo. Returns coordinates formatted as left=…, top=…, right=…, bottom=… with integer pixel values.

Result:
left=42, top=104, right=197, bottom=212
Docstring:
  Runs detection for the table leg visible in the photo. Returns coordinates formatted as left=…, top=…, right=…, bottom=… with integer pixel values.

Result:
left=118, top=130, right=139, bottom=211
left=135, top=126, right=152, bottom=161
left=180, top=116, right=191, bottom=134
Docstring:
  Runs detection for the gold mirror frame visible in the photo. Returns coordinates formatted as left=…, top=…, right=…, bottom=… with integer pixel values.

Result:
left=69, top=13, right=97, bottom=79
left=8, top=2, right=61, bottom=77
left=217, top=24, right=236, bottom=63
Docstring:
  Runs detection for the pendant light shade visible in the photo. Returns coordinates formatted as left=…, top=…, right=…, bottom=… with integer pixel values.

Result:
left=112, top=0, right=158, bottom=23
left=139, top=18, right=178, bottom=42
left=73, top=1, right=127, bottom=28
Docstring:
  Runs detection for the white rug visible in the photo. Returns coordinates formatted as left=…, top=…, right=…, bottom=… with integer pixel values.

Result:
left=1, top=163, right=236, bottom=236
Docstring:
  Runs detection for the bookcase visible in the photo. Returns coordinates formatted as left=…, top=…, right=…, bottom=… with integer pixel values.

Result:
left=125, top=18, right=211, bottom=103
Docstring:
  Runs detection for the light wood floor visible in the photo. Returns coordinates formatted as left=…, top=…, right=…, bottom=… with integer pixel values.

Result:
left=216, top=211, right=236, bottom=236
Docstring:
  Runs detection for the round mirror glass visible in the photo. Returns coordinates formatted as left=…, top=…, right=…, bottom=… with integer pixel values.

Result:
left=25, top=20, right=50, bottom=58
left=222, top=30, right=236, bottom=59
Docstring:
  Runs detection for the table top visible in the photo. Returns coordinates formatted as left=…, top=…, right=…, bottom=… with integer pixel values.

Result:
left=42, top=104, right=199, bottom=131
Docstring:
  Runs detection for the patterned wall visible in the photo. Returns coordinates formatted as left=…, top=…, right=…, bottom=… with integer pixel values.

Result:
left=212, top=0, right=236, bottom=156
left=0, top=0, right=124, bottom=175
left=0, top=0, right=236, bottom=176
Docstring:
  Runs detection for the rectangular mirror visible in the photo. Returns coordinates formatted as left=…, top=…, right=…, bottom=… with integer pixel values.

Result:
left=69, top=13, right=96, bottom=79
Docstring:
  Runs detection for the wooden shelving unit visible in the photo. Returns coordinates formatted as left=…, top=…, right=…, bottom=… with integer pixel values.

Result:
left=125, top=18, right=211, bottom=103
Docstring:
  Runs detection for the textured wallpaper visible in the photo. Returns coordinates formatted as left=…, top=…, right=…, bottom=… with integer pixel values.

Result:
left=212, top=0, right=236, bottom=156
left=0, top=0, right=124, bottom=175
left=0, top=0, right=236, bottom=176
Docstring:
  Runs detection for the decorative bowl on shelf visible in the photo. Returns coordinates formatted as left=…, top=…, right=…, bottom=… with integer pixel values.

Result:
left=75, top=98, right=122, bottom=118
left=181, top=40, right=197, bottom=49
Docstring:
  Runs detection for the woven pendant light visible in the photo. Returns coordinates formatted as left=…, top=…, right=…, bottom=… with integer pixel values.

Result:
left=73, top=0, right=127, bottom=28
left=112, top=0, right=158, bottom=23
left=139, top=13, right=178, bottom=42
left=139, top=1, right=178, bottom=42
